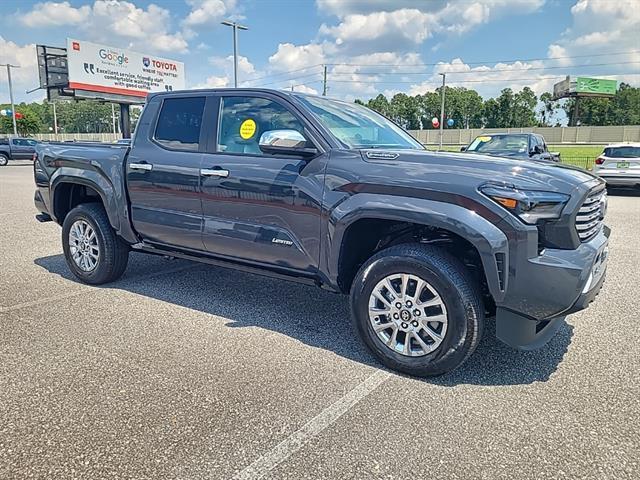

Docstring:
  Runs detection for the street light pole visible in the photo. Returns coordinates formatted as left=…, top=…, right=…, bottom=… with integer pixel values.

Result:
left=1, top=63, right=20, bottom=136
left=221, top=20, right=248, bottom=88
left=439, top=73, right=446, bottom=151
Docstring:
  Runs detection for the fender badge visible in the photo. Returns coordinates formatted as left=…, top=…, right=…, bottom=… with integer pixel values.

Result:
left=365, top=151, right=399, bottom=160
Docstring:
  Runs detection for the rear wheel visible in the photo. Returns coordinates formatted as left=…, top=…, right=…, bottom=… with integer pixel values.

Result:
left=0, top=154, right=8, bottom=166
left=62, top=203, right=129, bottom=284
left=350, top=243, right=484, bottom=377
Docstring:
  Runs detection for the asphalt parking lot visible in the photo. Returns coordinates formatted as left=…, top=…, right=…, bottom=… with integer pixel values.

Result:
left=1, top=162, right=639, bottom=480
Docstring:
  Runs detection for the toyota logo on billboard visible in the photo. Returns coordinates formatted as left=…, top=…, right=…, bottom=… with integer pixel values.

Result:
left=143, top=57, right=150, bottom=67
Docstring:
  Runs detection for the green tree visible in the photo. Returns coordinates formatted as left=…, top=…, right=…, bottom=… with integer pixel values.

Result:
left=538, top=92, right=557, bottom=126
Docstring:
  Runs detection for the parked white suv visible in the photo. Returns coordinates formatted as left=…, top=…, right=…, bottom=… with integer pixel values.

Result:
left=594, top=143, right=640, bottom=188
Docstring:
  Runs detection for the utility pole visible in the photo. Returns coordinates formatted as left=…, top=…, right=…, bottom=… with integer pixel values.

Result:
left=1, top=63, right=20, bottom=136
left=322, top=65, right=327, bottom=96
left=52, top=101, right=58, bottom=135
left=439, top=73, right=446, bottom=150
left=221, top=20, right=248, bottom=88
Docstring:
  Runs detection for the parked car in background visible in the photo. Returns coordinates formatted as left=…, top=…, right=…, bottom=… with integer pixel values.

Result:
left=461, top=133, right=560, bottom=162
left=0, top=137, right=39, bottom=166
left=594, top=143, right=640, bottom=189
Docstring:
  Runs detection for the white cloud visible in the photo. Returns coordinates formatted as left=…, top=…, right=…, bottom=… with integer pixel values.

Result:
left=544, top=0, right=640, bottom=82
left=290, top=84, right=319, bottom=95
left=319, top=9, right=432, bottom=45
left=209, top=55, right=256, bottom=76
left=193, top=75, right=229, bottom=89
left=21, top=1, right=90, bottom=27
left=0, top=37, right=42, bottom=103
left=18, top=1, right=188, bottom=53
left=183, top=0, right=237, bottom=27
left=408, top=58, right=559, bottom=98
left=268, top=43, right=327, bottom=71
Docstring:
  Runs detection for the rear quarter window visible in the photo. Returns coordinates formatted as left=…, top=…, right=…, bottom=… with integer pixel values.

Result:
left=154, top=97, right=205, bottom=151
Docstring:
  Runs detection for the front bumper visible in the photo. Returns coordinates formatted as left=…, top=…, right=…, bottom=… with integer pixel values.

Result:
left=496, top=225, right=609, bottom=350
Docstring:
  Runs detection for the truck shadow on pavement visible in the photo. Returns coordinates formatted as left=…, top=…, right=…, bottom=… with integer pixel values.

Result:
left=35, top=252, right=573, bottom=387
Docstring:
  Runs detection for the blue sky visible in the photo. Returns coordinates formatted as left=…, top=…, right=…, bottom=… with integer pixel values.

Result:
left=1, top=0, right=639, bottom=104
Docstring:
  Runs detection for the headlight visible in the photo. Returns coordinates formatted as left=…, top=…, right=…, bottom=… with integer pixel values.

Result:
left=480, top=185, right=570, bottom=225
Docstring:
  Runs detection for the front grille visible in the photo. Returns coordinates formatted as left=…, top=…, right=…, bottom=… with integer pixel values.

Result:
left=575, top=187, right=606, bottom=242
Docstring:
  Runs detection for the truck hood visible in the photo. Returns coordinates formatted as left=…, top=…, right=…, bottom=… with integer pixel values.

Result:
left=361, top=149, right=600, bottom=194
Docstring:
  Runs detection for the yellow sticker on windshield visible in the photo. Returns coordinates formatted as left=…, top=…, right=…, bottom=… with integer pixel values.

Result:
left=478, top=136, right=492, bottom=142
left=240, top=119, right=257, bottom=140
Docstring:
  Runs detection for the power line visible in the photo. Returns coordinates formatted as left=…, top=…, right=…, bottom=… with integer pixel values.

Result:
left=326, top=61, right=640, bottom=77
left=327, top=72, right=640, bottom=85
left=325, top=50, right=640, bottom=68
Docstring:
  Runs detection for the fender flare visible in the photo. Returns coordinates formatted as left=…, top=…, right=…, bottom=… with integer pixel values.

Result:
left=50, top=168, right=120, bottom=231
left=325, top=193, right=509, bottom=301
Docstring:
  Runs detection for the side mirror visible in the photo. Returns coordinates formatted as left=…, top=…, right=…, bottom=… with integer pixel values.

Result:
left=259, top=130, right=318, bottom=158
left=460, top=146, right=467, bottom=152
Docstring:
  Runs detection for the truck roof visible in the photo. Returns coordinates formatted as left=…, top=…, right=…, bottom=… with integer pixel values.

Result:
left=147, top=87, right=312, bottom=100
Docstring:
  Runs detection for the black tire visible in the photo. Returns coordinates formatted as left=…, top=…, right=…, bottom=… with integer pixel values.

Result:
left=62, top=203, right=129, bottom=284
left=0, top=154, right=8, bottom=166
left=350, top=243, right=484, bottom=377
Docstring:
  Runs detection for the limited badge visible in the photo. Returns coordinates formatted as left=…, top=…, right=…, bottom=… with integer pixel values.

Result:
left=240, top=119, right=257, bottom=140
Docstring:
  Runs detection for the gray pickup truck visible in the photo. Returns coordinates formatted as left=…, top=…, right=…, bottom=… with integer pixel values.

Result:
left=33, top=89, right=609, bottom=377
left=0, top=137, right=38, bottom=166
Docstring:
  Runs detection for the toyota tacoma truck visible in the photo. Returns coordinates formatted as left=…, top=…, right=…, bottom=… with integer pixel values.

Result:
left=33, top=89, right=609, bottom=377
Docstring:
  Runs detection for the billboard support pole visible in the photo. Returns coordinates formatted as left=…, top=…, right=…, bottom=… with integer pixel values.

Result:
left=52, top=102, right=58, bottom=135
left=119, top=103, right=131, bottom=139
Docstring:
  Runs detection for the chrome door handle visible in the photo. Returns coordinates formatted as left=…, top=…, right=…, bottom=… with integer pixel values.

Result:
left=201, top=169, right=229, bottom=178
left=129, top=163, right=153, bottom=171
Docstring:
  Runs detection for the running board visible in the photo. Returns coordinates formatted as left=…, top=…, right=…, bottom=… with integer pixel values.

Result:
left=135, top=242, right=324, bottom=289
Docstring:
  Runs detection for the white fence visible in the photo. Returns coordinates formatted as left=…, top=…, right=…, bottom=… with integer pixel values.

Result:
left=408, top=125, right=640, bottom=146
left=32, top=133, right=120, bottom=143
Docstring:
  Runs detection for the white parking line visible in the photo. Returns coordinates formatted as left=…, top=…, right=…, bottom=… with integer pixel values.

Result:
left=231, top=369, right=390, bottom=480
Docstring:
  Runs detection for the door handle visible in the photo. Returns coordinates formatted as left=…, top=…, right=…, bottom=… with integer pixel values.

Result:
left=129, top=163, right=153, bottom=171
left=201, top=168, right=229, bottom=178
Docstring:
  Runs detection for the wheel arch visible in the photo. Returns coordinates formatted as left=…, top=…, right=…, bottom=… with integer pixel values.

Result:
left=51, top=171, right=119, bottom=231
left=326, top=193, right=509, bottom=302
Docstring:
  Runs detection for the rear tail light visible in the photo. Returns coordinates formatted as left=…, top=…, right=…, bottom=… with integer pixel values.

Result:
left=595, top=157, right=605, bottom=165
left=32, top=152, right=38, bottom=162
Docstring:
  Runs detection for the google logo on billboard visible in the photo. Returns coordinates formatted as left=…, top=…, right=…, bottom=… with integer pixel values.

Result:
left=98, top=49, right=129, bottom=65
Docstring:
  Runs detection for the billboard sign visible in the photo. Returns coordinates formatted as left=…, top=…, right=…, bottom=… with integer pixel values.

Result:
left=66, top=38, right=185, bottom=99
left=576, top=77, right=617, bottom=96
left=552, top=76, right=572, bottom=100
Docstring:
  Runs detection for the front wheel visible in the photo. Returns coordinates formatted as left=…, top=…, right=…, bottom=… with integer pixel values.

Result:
left=0, top=154, right=8, bottom=166
left=350, top=243, right=484, bottom=377
left=62, top=203, right=129, bottom=284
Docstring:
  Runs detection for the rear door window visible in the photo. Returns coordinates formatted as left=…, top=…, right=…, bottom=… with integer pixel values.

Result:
left=604, top=146, right=640, bottom=158
left=154, top=97, right=205, bottom=151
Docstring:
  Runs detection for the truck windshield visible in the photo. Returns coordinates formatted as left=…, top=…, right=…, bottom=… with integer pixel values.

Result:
left=297, top=95, right=424, bottom=150
left=467, top=134, right=529, bottom=153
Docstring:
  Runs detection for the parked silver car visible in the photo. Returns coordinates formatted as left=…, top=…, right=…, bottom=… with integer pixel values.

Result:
left=594, top=143, right=640, bottom=188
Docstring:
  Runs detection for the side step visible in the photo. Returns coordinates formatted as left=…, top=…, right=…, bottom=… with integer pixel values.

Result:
left=35, top=213, right=52, bottom=223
